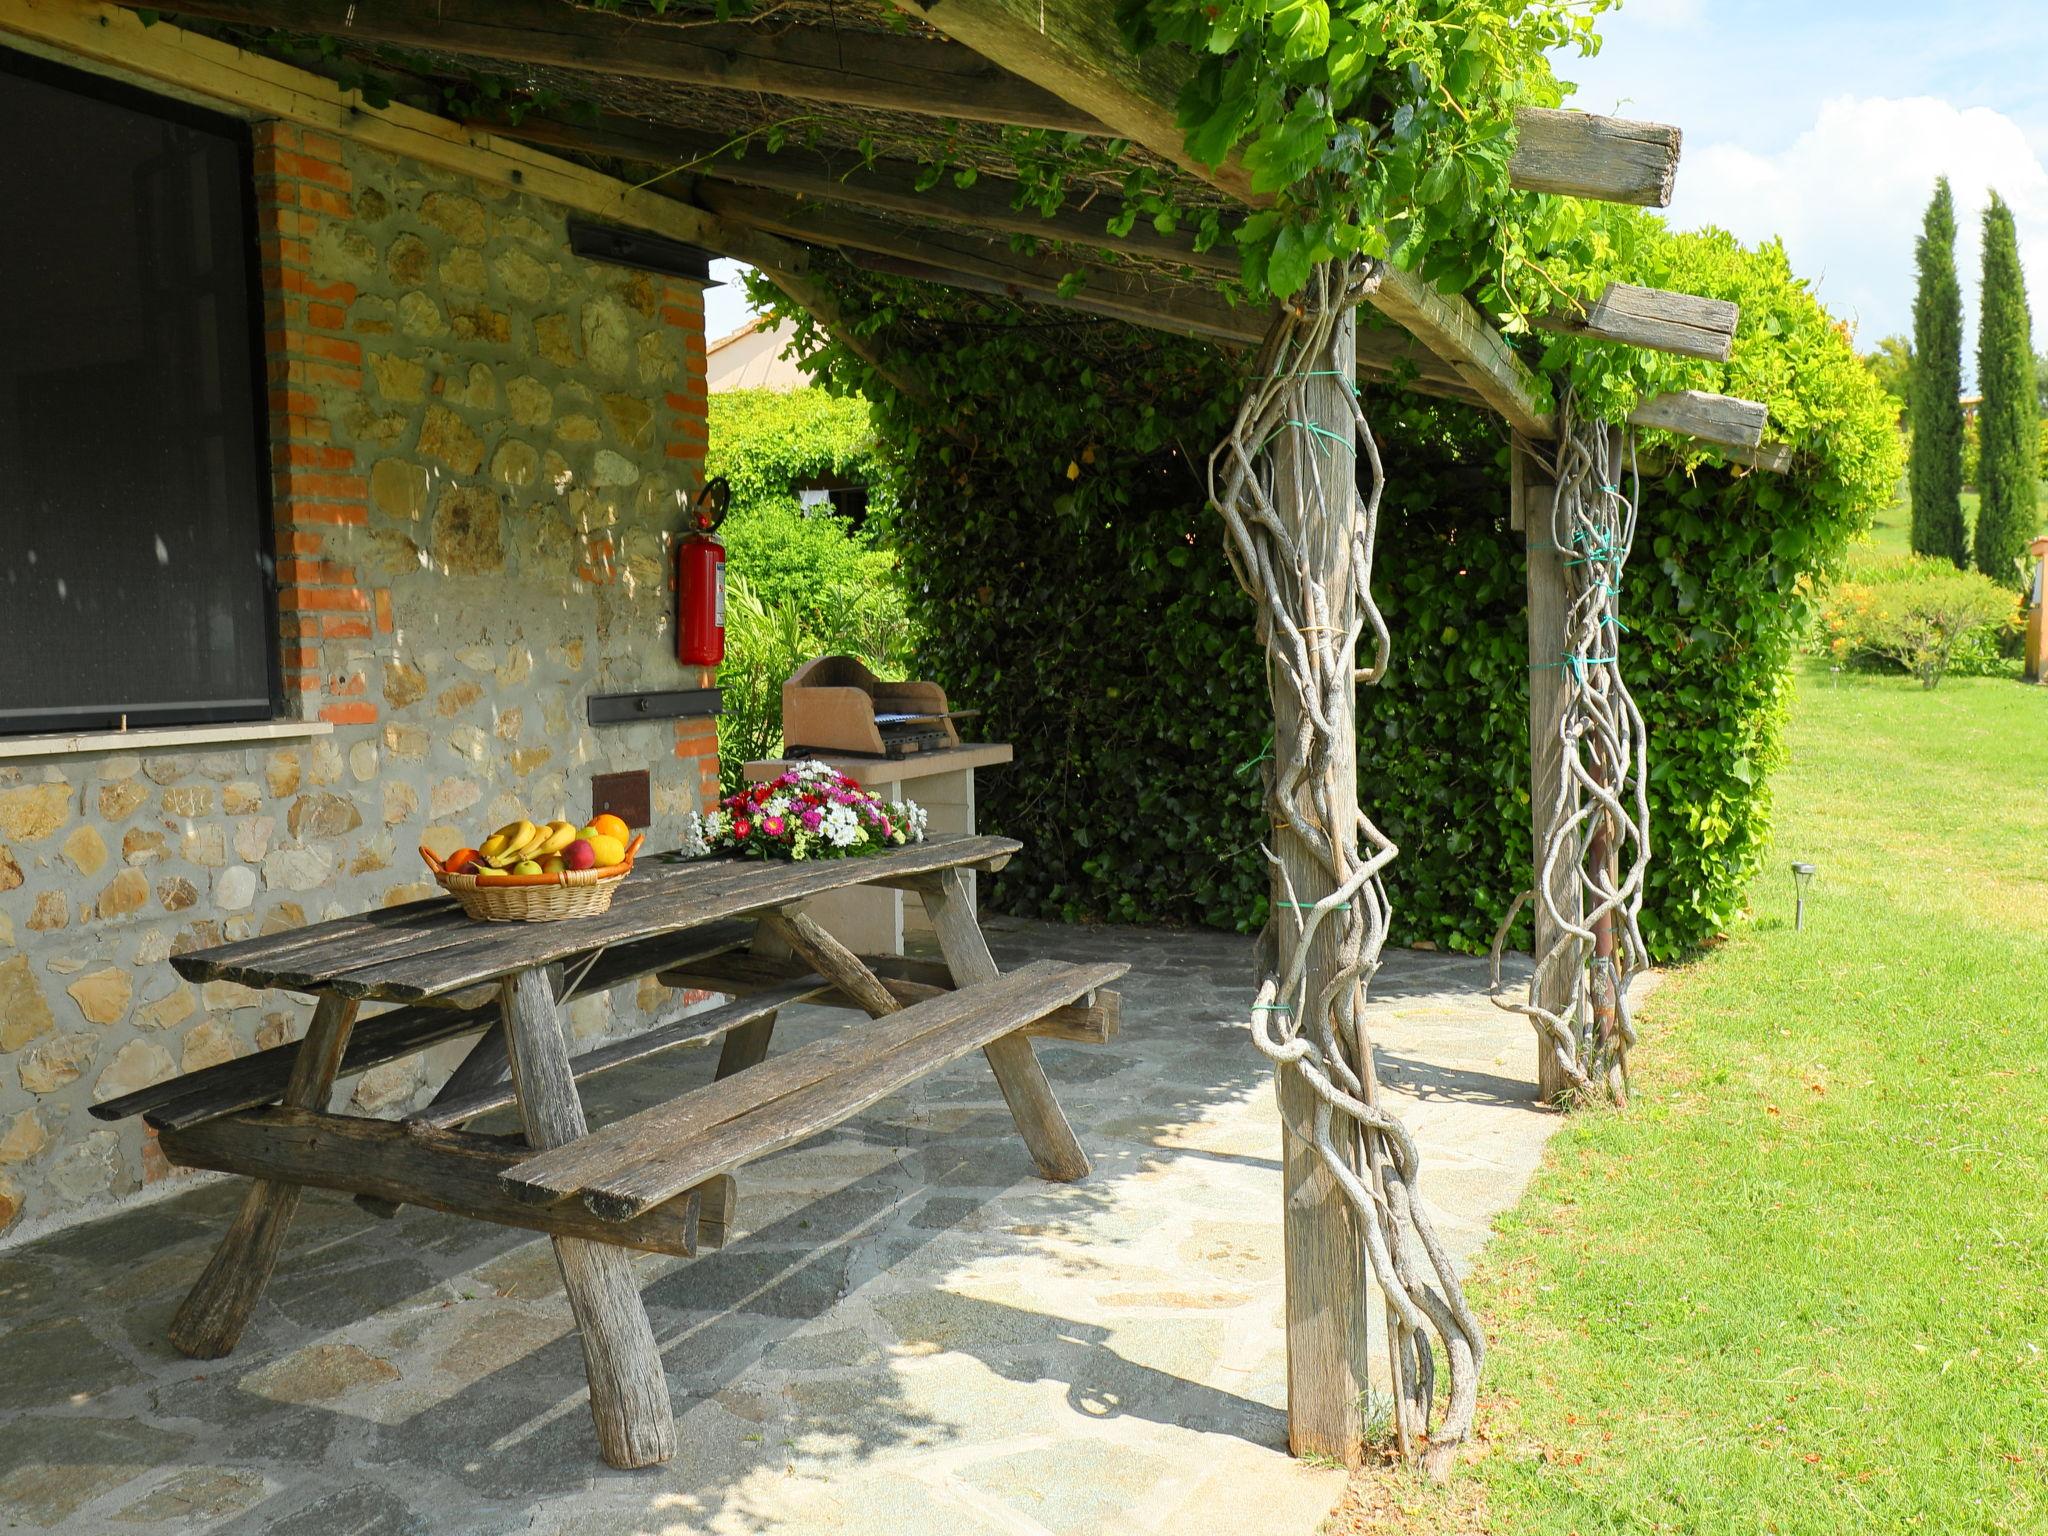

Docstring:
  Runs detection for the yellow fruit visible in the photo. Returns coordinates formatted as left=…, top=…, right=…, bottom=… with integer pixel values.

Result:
left=585, top=833, right=626, bottom=868
left=483, top=819, right=536, bottom=868
left=540, top=854, right=567, bottom=874
left=576, top=823, right=601, bottom=842
left=510, top=859, right=543, bottom=876
left=535, top=820, right=578, bottom=858
left=508, top=823, right=552, bottom=862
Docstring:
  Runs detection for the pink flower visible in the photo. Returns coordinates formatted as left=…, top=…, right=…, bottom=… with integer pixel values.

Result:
left=763, top=815, right=786, bottom=837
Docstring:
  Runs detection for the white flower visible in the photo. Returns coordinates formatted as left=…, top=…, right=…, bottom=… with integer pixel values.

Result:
left=764, top=795, right=791, bottom=818
left=676, top=812, right=710, bottom=859
left=701, top=809, right=729, bottom=842
left=822, top=804, right=860, bottom=848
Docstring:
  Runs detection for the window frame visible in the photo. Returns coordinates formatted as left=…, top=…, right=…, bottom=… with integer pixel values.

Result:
left=0, top=45, right=282, bottom=739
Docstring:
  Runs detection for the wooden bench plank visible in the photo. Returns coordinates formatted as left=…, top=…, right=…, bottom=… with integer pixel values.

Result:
left=159, top=1106, right=724, bottom=1258
left=105, top=921, right=761, bottom=1132
left=405, top=979, right=831, bottom=1131
left=577, top=959, right=1126, bottom=1221
left=501, top=958, right=1125, bottom=1215
left=656, top=950, right=1119, bottom=1044
left=310, top=835, right=1021, bottom=1001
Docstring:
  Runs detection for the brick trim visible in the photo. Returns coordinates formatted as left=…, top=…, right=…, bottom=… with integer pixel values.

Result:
left=252, top=120, right=386, bottom=728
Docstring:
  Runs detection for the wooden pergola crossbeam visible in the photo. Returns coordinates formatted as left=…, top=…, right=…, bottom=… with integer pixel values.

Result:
left=146, top=0, right=1106, bottom=132
left=1627, top=389, right=1769, bottom=450
left=1536, top=283, right=1740, bottom=362
left=498, top=113, right=1241, bottom=275
left=1510, top=109, right=1681, bottom=207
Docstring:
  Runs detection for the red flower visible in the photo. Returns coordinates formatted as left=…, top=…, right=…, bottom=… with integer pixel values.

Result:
left=734, top=817, right=753, bottom=838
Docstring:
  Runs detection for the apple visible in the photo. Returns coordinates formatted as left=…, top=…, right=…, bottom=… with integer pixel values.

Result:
left=541, top=855, right=566, bottom=874
left=564, top=838, right=597, bottom=871
left=511, top=859, right=543, bottom=875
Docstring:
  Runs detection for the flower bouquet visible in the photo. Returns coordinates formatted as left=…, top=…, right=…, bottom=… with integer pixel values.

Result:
left=685, top=761, right=928, bottom=862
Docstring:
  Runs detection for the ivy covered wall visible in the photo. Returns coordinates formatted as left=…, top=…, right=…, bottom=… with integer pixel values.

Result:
left=755, top=225, right=1902, bottom=960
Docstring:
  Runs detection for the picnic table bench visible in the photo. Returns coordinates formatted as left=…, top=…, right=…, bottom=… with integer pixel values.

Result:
left=93, top=834, right=1126, bottom=1469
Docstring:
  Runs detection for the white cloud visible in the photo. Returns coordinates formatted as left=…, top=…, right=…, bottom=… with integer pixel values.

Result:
left=1671, top=95, right=2048, bottom=360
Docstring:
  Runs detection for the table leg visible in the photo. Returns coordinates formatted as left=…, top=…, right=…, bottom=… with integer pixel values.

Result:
left=919, top=869, right=1091, bottom=1183
left=500, top=966, right=675, bottom=1469
left=714, top=922, right=792, bottom=1080
left=169, top=991, right=360, bottom=1359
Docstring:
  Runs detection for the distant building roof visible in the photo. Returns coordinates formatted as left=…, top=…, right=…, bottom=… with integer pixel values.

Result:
left=706, top=314, right=815, bottom=392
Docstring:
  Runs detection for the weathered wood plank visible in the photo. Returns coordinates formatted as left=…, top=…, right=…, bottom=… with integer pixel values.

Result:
left=759, top=909, right=901, bottom=1019
left=313, top=836, right=1020, bottom=1001
left=502, top=958, right=1121, bottom=1207
left=166, top=992, right=358, bottom=1360
left=1510, top=108, right=1682, bottom=207
left=102, top=997, right=492, bottom=1132
left=1627, top=389, right=1768, bottom=450
left=407, top=980, right=829, bottom=1131
left=1368, top=265, right=1555, bottom=439
left=712, top=922, right=793, bottom=1082
left=0, top=0, right=799, bottom=273
left=918, top=868, right=1093, bottom=1183
left=890, top=0, right=1252, bottom=198
left=656, top=950, right=1119, bottom=1044
left=1268, top=331, right=1372, bottom=1462
left=500, top=966, right=675, bottom=1469
left=1516, top=442, right=1579, bottom=1106
left=1536, top=282, right=1738, bottom=362
left=579, top=960, right=1125, bottom=1222
left=160, top=1107, right=711, bottom=1258
left=148, top=0, right=1102, bottom=132
left=503, top=114, right=1239, bottom=274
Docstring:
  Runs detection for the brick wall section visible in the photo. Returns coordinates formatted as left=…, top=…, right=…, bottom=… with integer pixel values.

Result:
left=252, top=122, right=383, bottom=730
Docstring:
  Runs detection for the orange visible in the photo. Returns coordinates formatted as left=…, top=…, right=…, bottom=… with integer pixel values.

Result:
left=443, top=847, right=483, bottom=874
left=589, top=812, right=630, bottom=843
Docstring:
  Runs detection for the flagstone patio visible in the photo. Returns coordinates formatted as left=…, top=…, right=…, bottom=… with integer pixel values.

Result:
left=0, top=918, right=1573, bottom=1535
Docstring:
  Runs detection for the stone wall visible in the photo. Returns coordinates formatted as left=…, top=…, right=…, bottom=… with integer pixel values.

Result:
left=0, top=121, right=717, bottom=1237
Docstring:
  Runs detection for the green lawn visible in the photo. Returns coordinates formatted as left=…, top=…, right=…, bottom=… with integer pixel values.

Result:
left=1364, top=664, right=2048, bottom=1534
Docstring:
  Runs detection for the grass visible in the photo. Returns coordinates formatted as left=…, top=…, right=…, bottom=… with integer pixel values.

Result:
left=1339, top=662, right=2048, bottom=1534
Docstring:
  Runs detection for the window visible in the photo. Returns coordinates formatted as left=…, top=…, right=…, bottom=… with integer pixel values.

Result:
left=0, top=49, right=275, bottom=736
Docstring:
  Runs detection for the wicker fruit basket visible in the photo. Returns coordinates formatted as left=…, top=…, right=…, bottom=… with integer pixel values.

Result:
left=420, top=835, right=643, bottom=923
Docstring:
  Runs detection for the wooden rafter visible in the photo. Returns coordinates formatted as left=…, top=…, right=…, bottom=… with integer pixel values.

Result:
left=1535, top=283, right=1739, bottom=362
left=689, top=182, right=1476, bottom=393
left=1510, top=109, right=1681, bottom=208
left=143, top=0, right=1104, bottom=131
left=497, top=114, right=1241, bottom=275
left=1627, top=390, right=1767, bottom=451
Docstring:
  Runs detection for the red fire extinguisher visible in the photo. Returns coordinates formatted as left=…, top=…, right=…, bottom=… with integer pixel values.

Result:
left=676, top=476, right=730, bottom=666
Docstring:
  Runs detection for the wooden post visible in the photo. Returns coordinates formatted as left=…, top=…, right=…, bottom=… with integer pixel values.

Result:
left=500, top=966, right=676, bottom=1469
left=1515, top=440, right=1578, bottom=1105
left=1271, top=308, right=1372, bottom=1464
left=169, top=991, right=359, bottom=1358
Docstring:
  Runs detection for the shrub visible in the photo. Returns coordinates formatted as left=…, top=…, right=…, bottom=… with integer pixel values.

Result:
left=716, top=572, right=918, bottom=792
left=1817, top=554, right=2021, bottom=687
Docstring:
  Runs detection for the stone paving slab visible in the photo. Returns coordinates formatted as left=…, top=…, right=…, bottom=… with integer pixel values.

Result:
left=0, top=919, right=1581, bottom=1535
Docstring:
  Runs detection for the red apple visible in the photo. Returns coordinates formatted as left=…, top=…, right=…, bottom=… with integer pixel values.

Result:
left=563, top=838, right=597, bottom=871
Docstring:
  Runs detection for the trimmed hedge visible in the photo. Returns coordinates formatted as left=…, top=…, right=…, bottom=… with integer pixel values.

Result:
left=754, top=225, right=1901, bottom=960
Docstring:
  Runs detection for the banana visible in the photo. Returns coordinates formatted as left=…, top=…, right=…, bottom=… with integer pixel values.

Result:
left=534, top=820, right=578, bottom=858
left=483, top=819, right=536, bottom=868
left=509, top=821, right=554, bottom=861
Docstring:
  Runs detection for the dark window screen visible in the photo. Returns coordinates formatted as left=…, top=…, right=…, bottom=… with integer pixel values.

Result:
left=0, top=50, right=275, bottom=735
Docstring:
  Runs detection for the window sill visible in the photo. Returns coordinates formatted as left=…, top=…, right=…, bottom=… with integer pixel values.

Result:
left=0, top=719, right=335, bottom=762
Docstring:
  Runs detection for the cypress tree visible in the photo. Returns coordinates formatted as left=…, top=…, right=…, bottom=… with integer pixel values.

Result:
left=1909, top=179, right=1967, bottom=565
left=1974, top=191, right=2039, bottom=581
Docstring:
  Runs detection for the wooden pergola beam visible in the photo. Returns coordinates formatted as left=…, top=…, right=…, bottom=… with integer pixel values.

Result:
left=1627, top=389, right=1768, bottom=451
left=498, top=114, right=1241, bottom=275
left=1369, top=268, right=1556, bottom=438
left=144, top=0, right=1104, bottom=132
left=1535, top=283, right=1739, bottom=363
left=692, top=182, right=1476, bottom=391
left=1510, top=109, right=1682, bottom=207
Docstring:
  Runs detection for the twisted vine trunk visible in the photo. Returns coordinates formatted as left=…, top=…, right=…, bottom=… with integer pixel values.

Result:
left=1492, top=409, right=1651, bottom=1106
left=1211, top=259, right=1483, bottom=1477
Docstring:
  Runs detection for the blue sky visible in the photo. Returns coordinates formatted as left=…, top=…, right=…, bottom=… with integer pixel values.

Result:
left=1564, top=0, right=2048, bottom=358
left=705, top=1, right=2048, bottom=359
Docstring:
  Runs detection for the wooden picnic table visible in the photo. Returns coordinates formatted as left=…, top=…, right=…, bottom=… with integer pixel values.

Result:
left=96, top=834, right=1125, bottom=1469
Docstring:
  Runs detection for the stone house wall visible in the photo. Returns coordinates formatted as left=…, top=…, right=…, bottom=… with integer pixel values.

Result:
left=0, top=119, right=719, bottom=1237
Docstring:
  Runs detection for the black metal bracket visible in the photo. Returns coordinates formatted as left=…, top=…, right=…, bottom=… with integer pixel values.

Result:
left=587, top=687, right=722, bottom=726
